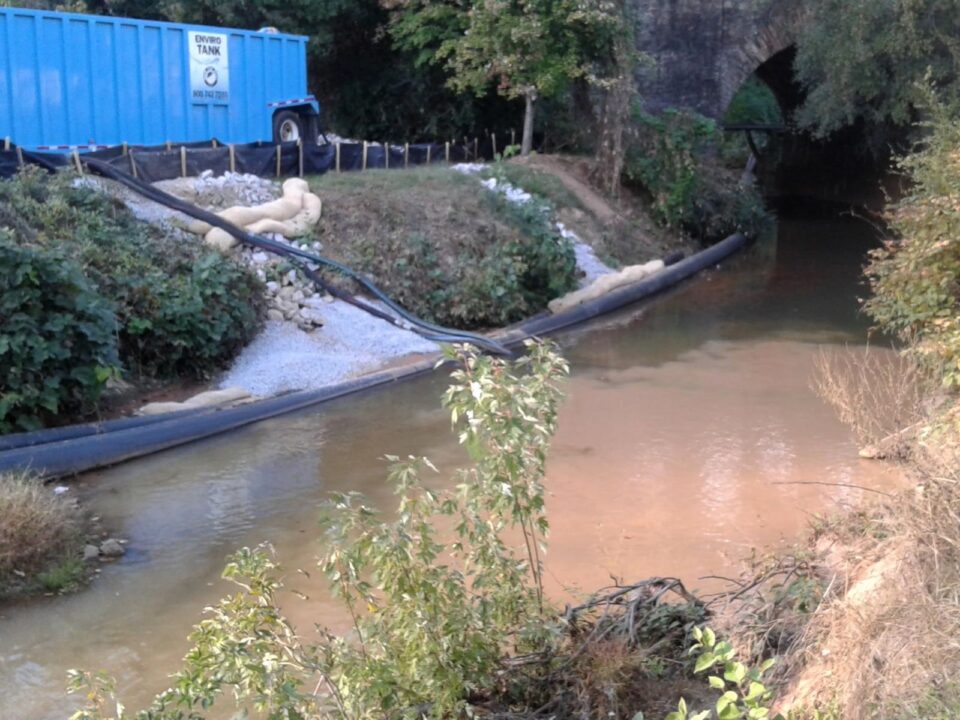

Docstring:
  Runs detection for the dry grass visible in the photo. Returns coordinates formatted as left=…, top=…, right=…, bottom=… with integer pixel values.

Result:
left=708, top=437, right=960, bottom=719
left=0, top=471, right=84, bottom=590
left=812, top=345, right=930, bottom=458
left=697, top=347, right=960, bottom=718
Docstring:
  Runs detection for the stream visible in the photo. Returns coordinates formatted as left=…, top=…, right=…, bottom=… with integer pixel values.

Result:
left=0, top=203, right=902, bottom=719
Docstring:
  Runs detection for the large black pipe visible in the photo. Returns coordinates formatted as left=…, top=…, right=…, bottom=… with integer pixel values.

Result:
left=0, top=233, right=746, bottom=479
left=0, top=406, right=217, bottom=451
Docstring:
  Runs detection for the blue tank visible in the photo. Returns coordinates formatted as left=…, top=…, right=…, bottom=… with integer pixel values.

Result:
left=0, top=6, right=319, bottom=150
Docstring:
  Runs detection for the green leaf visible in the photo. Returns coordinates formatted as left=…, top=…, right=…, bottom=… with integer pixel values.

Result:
left=709, top=675, right=726, bottom=690
left=717, top=691, right=738, bottom=714
left=724, top=661, right=747, bottom=684
left=694, top=652, right=717, bottom=674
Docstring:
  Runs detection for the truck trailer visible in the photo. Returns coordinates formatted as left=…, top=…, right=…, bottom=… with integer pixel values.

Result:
left=0, top=6, right=320, bottom=151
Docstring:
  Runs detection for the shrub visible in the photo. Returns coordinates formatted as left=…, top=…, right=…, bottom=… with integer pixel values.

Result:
left=865, top=103, right=960, bottom=387
left=0, top=472, right=85, bottom=594
left=666, top=626, right=779, bottom=720
left=0, top=233, right=119, bottom=432
left=67, top=341, right=570, bottom=720
left=0, top=168, right=264, bottom=381
left=624, top=109, right=770, bottom=244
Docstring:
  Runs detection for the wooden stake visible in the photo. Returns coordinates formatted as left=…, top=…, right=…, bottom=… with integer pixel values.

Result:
left=228, top=144, right=236, bottom=173
left=165, top=140, right=171, bottom=151
left=474, top=137, right=479, bottom=160
left=511, top=129, right=516, bottom=146
left=362, top=141, right=368, bottom=171
left=492, top=132, right=497, bottom=157
left=180, top=145, right=187, bottom=177
left=129, top=151, right=137, bottom=178
left=404, top=142, right=409, bottom=168
left=445, top=141, right=450, bottom=163
left=335, top=142, right=341, bottom=173
left=275, top=144, right=281, bottom=178
left=384, top=142, right=389, bottom=169
left=72, top=150, right=83, bottom=175
left=122, top=141, right=128, bottom=156
left=297, top=138, right=304, bottom=177
left=16, top=146, right=24, bottom=169
left=3, top=136, right=9, bottom=151
left=212, top=138, right=218, bottom=148
left=426, top=144, right=432, bottom=164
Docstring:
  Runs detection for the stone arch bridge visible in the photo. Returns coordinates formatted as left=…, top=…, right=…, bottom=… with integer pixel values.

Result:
left=631, top=0, right=807, bottom=119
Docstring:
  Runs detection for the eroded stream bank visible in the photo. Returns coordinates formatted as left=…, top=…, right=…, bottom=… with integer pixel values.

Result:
left=0, top=204, right=901, bottom=719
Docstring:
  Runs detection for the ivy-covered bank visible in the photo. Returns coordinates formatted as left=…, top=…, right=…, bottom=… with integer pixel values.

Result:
left=0, top=169, right=266, bottom=433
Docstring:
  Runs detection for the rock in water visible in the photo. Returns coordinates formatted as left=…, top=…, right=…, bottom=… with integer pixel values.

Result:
left=99, top=539, right=126, bottom=558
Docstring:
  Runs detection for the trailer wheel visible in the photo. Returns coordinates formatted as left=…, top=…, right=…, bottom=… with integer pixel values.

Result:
left=273, top=110, right=303, bottom=143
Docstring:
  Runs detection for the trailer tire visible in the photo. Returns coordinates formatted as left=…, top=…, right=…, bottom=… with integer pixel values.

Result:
left=272, top=110, right=303, bottom=143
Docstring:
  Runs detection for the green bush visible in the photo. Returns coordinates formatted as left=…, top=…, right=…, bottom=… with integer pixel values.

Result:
left=67, top=342, right=570, bottom=720
left=0, top=235, right=119, bottom=433
left=0, top=168, right=264, bottom=380
left=724, top=77, right=783, bottom=128
left=865, top=104, right=960, bottom=387
left=624, top=109, right=770, bottom=244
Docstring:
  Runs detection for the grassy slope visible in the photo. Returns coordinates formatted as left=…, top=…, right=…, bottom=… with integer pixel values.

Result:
left=306, top=160, right=690, bottom=329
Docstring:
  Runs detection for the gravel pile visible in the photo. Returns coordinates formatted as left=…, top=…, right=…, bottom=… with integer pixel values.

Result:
left=219, top=301, right=439, bottom=396
left=167, top=170, right=278, bottom=209
left=236, top=237, right=332, bottom=332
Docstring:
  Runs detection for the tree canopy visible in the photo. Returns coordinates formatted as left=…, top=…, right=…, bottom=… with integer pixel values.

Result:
left=383, top=0, right=622, bottom=154
left=794, top=0, right=960, bottom=136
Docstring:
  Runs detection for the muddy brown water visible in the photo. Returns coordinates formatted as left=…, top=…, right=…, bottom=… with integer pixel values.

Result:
left=0, top=207, right=902, bottom=719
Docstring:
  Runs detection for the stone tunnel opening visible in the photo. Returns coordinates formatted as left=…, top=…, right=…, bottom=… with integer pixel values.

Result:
left=725, top=46, right=895, bottom=210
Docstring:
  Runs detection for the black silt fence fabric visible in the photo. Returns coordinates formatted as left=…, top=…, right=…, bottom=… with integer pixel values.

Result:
left=0, top=150, right=21, bottom=178
left=185, top=147, right=231, bottom=177
left=0, top=138, right=496, bottom=181
left=337, top=143, right=363, bottom=171
left=21, top=150, right=70, bottom=171
left=365, top=145, right=385, bottom=169
left=128, top=150, right=184, bottom=183
left=303, top=143, right=336, bottom=174
left=233, top=144, right=277, bottom=177
left=82, top=146, right=127, bottom=162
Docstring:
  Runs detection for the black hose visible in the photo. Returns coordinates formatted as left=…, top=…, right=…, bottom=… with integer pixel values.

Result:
left=83, top=158, right=511, bottom=355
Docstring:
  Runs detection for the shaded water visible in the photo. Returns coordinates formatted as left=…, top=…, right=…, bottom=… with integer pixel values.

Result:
left=0, top=207, right=901, bottom=718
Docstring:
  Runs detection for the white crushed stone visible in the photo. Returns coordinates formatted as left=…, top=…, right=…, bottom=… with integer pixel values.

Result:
left=452, top=163, right=486, bottom=175
left=219, top=300, right=440, bottom=396
left=557, top=222, right=615, bottom=287
left=155, top=170, right=278, bottom=210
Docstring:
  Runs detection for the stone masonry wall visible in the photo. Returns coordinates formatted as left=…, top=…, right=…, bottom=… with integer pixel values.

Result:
left=631, top=0, right=805, bottom=119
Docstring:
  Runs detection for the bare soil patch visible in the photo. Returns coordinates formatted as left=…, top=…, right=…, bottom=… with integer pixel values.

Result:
left=505, top=154, right=694, bottom=267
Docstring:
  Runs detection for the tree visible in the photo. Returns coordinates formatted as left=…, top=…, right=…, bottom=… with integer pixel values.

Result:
left=384, top=0, right=622, bottom=156
left=794, top=0, right=960, bottom=137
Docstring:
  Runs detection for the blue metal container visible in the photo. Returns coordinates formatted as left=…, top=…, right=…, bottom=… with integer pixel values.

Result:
left=0, top=6, right=318, bottom=150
